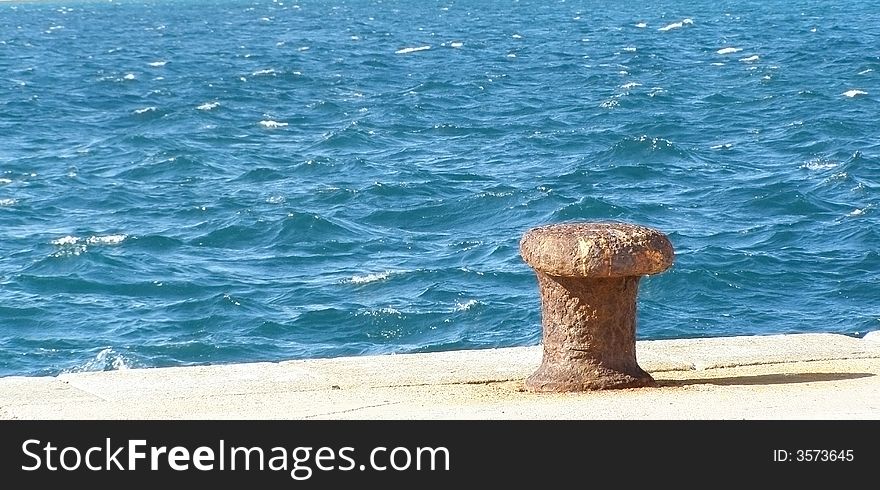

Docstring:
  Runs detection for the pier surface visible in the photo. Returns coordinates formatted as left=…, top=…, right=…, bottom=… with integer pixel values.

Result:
left=2, top=333, right=879, bottom=419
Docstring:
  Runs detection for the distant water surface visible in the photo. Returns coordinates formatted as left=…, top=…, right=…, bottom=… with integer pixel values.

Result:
left=1, top=0, right=878, bottom=376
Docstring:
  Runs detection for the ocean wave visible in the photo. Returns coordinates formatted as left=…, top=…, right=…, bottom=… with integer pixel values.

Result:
left=659, top=18, right=693, bottom=31
left=196, top=101, right=220, bottom=110
left=345, top=271, right=393, bottom=284
left=454, top=299, right=480, bottom=311
left=395, top=45, right=431, bottom=54
left=841, top=89, right=867, bottom=97
left=602, top=135, right=690, bottom=160
left=51, top=234, right=127, bottom=246
left=259, top=120, right=288, bottom=128
left=63, top=347, right=132, bottom=373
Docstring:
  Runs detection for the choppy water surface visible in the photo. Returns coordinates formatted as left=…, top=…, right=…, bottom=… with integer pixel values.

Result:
left=1, top=0, right=878, bottom=376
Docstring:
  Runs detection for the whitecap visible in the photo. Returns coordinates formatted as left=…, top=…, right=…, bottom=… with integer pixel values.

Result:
left=659, top=18, right=692, bottom=31
left=739, top=55, right=759, bottom=62
left=600, top=97, right=620, bottom=108
left=512, top=33, right=522, bottom=39
left=623, top=46, right=637, bottom=52
left=849, top=208, right=865, bottom=217
left=842, top=89, right=867, bottom=97
left=86, top=234, right=127, bottom=245
left=0, top=198, right=16, bottom=206
left=148, top=60, right=167, bottom=67
left=266, top=195, right=285, bottom=204
left=123, top=73, right=136, bottom=80
left=507, top=53, right=516, bottom=58
left=52, top=234, right=127, bottom=247
left=197, top=101, right=220, bottom=111
left=620, top=82, right=642, bottom=89
left=51, top=235, right=79, bottom=246
left=716, top=47, right=742, bottom=55
left=347, top=271, right=391, bottom=284
left=659, top=22, right=683, bottom=31
left=252, top=68, right=276, bottom=76
left=395, top=45, right=431, bottom=54
left=454, top=299, right=480, bottom=311
left=64, top=348, right=130, bottom=373
left=298, top=46, right=310, bottom=51
left=858, top=68, right=873, bottom=75
left=0, top=178, right=12, bottom=185
left=800, top=159, right=838, bottom=170
left=259, top=120, right=288, bottom=128
left=450, top=41, right=463, bottom=48
left=711, top=143, right=733, bottom=150
left=133, top=106, right=157, bottom=114
left=635, top=22, right=647, bottom=28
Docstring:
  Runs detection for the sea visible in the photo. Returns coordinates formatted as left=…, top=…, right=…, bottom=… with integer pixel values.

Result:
left=1, top=0, right=878, bottom=377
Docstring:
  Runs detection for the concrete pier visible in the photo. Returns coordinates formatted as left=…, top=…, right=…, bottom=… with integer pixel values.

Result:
left=1, top=332, right=879, bottom=419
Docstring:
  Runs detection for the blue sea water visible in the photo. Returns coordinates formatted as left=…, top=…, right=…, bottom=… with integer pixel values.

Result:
left=1, top=0, right=878, bottom=377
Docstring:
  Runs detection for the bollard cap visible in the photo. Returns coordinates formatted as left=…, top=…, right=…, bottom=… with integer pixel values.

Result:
left=520, top=221, right=674, bottom=278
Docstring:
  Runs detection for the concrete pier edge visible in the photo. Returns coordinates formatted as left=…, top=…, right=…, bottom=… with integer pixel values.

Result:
left=1, top=332, right=879, bottom=420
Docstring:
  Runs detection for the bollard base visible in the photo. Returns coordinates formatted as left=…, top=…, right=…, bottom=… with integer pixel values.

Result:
left=525, top=362, right=655, bottom=391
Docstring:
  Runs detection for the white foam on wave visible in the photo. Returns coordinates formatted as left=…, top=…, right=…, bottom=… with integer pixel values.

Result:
left=266, top=195, right=285, bottom=204
left=620, top=82, right=642, bottom=89
left=252, top=68, right=276, bottom=76
left=87, top=234, right=127, bottom=245
left=64, top=348, right=130, bottom=373
left=197, top=101, right=220, bottom=111
left=717, top=47, right=742, bottom=55
left=0, top=178, right=11, bottom=185
left=133, top=106, right=157, bottom=114
left=635, top=22, right=647, bottom=28
left=450, top=41, right=463, bottom=48
left=842, top=89, right=867, bottom=97
left=51, top=235, right=79, bottom=246
left=0, top=198, right=17, bottom=206
left=123, top=73, right=136, bottom=80
left=711, top=143, right=734, bottom=150
left=623, top=46, right=637, bottom=52
left=51, top=234, right=127, bottom=246
left=739, top=55, right=759, bottom=62
left=454, top=299, right=480, bottom=312
left=600, top=96, right=620, bottom=108
left=512, top=33, right=523, bottom=39
left=395, top=45, right=431, bottom=54
left=849, top=208, right=866, bottom=217
left=346, top=271, right=391, bottom=284
left=858, top=68, right=873, bottom=75
left=800, top=159, right=838, bottom=171
left=148, top=60, right=167, bottom=67
left=259, top=120, right=288, bottom=128
left=659, top=18, right=692, bottom=31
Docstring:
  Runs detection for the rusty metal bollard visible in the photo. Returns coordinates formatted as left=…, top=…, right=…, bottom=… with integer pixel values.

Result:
left=520, top=221, right=674, bottom=391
